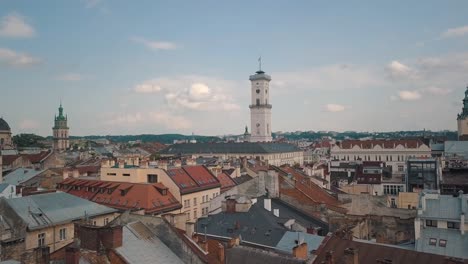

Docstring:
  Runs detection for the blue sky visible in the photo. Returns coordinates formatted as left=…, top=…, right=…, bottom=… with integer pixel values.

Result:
left=1, top=0, right=468, bottom=136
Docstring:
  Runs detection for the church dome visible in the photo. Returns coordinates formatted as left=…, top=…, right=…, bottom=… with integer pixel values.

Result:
left=0, top=118, right=11, bottom=131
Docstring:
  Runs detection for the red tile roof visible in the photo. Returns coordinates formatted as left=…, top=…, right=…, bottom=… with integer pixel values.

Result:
left=2, top=155, right=21, bottom=166
left=217, top=173, right=236, bottom=193
left=167, top=165, right=221, bottom=194
left=23, top=150, right=51, bottom=163
left=57, top=179, right=181, bottom=214
left=338, top=139, right=426, bottom=149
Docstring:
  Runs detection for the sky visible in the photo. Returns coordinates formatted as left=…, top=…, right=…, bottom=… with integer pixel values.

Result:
left=1, top=1, right=468, bottom=137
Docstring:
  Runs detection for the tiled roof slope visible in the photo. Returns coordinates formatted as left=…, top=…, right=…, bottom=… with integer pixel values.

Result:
left=216, top=172, right=236, bottom=192
left=167, top=165, right=220, bottom=194
left=58, top=179, right=181, bottom=214
left=159, top=142, right=301, bottom=155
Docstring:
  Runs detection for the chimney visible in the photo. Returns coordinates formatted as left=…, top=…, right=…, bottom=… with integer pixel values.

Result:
left=421, top=192, right=426, bottom=211
left=186, top=222, right=195, bottom=237
left=217, top=242, right=225, bottom=263
left=134, top=157, right=140, bottom=166
left=292, top=242, right=308, bottom=260
left=65, top=247, right=80, bottom=264
left=273, top=209, right=280, bottom=217
left=264, top=198, right=271, bottom=212
left=140, top=160, right=149, bottom=169
left=118, top=160, right=124, bottom=169
left=110, top=159, right=115, bottom=167
left=101, top=159, right=110, bottom=168
left=324, top=251, right=334, bottom=264
left=159, top=160, right=168, bottom=170
left=174, top=160, right=182, bottom=168
left=343, top=248, right=358, bottom=264
left=227, top=236, right=240, bottom=248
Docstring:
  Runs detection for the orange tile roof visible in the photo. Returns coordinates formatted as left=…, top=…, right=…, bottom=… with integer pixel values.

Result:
left=57, top=179, right=181, bottom=214
left=217, top=173, right=236, bottom=193
left=167, top=165, right=221, bottom=194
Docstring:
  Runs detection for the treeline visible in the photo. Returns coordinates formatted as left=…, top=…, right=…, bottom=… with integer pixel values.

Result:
left=13, top=133, right=47, bottom=148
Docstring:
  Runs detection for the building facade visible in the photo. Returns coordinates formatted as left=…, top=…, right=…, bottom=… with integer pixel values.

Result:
left=457, top=86, right=468, bottom=140
left=249, top=66, right=272, bottom=142
left=52, top=103, right=69, bottom=151
left=331, top=139, right=431, bottom=176
left=0, top=118, right=13, bottom=150
left=406, top=158, right=440, bottom=192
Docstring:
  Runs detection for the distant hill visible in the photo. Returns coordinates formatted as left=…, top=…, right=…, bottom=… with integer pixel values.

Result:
left=77, top=134, right=221, bottom=144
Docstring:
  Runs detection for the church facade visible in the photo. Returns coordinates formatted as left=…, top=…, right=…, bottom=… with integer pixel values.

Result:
left=457, top=86, right=468, bottom=140
left=53, top=103, right=70, bottom=151
left=0, top=118, right=13, bottom=150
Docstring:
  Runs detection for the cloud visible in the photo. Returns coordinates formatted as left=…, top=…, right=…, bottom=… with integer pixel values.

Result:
left=133, top=75, right=240, bottom=111
left=325, top=104, right=345, bottom=112
left=105, top=111, right=191, bottom=130
left=131, top=37, right=177, bottom=50
left=272, top=64, right=382, bottom=92
left=442, top=25, right=468, bottom=38
left=56, top=73, right=83, bottom=81
left=83, top=0, right=103, bottom=8
left=19, top=119, right=40, bottom=130
left=0, top=47, right=40, bottom=67
left=385, top=60, right=416, bottom=80
left=424, top=86, right=452, bottom=96
left=397, top=90, right=421, bottom=101
left=0, top=12, right=35, bottom=38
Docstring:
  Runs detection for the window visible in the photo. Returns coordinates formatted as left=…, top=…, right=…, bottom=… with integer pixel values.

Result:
left=184, top=199, right=191, bottom=208
left=147, top=174, right=158, bottom=183
left=429, top=238, right=437, bottom=246
left=104, top=218, right=109, bottom=225
left=193, top=197, right=197, bottom=205
left=193, top=209, right=197, bottom=219
left=123, top=173, right=130, bottom=177
left=38, top=233, right=45, bottom=247
left=426, top=220, right=437, bottom=227
left=398, top=165, right=404, bottom=172
left=93, top=220, right=97, bottom=226
left=439, top=239, right=447, bottom=247
left=107, top=173, right=116, bottom=176
left=447, top=222, right=460, bottom=229
left=256, top=99, right=260, bottom=106
left=59, top=228, right=67, bottom=240
left=187, top=212, right=191, bottom=221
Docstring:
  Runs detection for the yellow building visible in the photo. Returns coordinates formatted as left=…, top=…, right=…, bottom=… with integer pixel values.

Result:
left=397, top=192, right=419, bottom=209
left=0, top=192, right=118, bottom=263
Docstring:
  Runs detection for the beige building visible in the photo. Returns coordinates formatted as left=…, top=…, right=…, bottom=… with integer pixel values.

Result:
left=331, top=139, right=431, bottom=175
left=0, top=192, right=118, bottom=263
left=100, top=160, right=221, bottom=222
left=397, top=192, right=419, bottom=209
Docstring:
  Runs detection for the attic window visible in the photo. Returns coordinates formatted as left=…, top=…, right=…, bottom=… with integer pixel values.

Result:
left=439, top=239, right=447, bottom=247
left=120, top=189, right=127, bottom=196
left=161, top=189, right=167, bottom=196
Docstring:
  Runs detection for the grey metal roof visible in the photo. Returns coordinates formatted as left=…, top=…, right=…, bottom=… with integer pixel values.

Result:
left=444, top=141, right=468, bottom=159
left=196, top=197, right=326, bottom=247
left=226, top=246, right=304, bottom=264
left=115, top=221, right=184, bottom=264
left=420, top=193, right=468, bottom=221
left=431, top=143, right=444, bottom=152
left=275, top=231, right=324, bottom=255
left=160, top=142, right=301, bottom=155
left=3, top=168, right=45, bottom=185
left=0, top=261, right=21, bottom=264
left=0, top=183, right=12, bottom=193
left=416, top=227, right=468, bottom=259
left=0, top=118, right=11, bottom=131
left=4, top=192, right=117, bottom=230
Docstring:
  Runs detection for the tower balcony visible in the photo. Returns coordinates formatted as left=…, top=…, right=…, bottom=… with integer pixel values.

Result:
left=249, top=104, right=272, bottom=109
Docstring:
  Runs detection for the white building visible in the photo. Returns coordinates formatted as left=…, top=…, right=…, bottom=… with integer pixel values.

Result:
left=249, top=64, right=272, bottom=142
left=330, top=139, right=431, bottom=176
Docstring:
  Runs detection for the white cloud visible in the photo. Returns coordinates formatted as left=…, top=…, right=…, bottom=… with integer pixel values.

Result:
left=386, top=60, right=416, bottom=80
left=397, top=90, right=421, bottom=101
left=424, top=86, right=452, bottom=96
left=19, top=119, right=40, bottom=130
left=0, top=47, right=40, bottom=67
left=106, top=111, right=191, bottom=130
left=272, top=64, right=382, bottom=92
left=442, top=25, right=468, bottom=38
left=325, top=104, right=345, bottom=112
left=56, top=73, right=83, bottom=81
left=0, top=12, right=35, bottom=38
left=133, top=75, right=240, bottom=111
left=131, top=37, right=177, bottom=50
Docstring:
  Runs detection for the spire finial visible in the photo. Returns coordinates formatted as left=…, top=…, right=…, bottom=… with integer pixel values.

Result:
left=258, top=56, right=262, bottom=72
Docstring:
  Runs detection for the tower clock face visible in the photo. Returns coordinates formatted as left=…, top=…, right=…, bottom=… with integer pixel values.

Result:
left=256, top=89, right=260, bottom=94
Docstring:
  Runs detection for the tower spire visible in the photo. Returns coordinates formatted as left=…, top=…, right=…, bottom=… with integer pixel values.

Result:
left=258, top=56, right=262, bottom=72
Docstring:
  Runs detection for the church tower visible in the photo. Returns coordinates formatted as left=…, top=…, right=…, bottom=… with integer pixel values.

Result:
left=53, top=103, right=70, bottom=151
left=457, top=86, right=468, bottom=140
left=249, top=60, right=272, bottom=142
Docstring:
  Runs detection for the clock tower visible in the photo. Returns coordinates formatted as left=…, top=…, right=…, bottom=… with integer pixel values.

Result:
left=457, top=85, right=468, bottom=140
left=249, top=60, right=272, bottom=142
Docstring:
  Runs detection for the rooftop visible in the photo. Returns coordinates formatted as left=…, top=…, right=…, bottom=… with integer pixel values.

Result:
left=58, top=178, right=181, bottom=214
left=167, top=165, right=220, bottom=194
left=419, top=192, right=468, bottom=221
left=0, top=117, right=11, bottom=131
left=2, top=192, right=117, bottom=230
left=3, top=167, right=45, bottom=185
left=196, top=196, right=326, bottom=248
left=416, top=227, right=468, bottom=259
left=336, top=139, right=428, bottom=149
left=217, top=172, right=237, bottom=192
left=445, top=141, right=468, bottom=159
left=159, top=142, right=301, bottom=155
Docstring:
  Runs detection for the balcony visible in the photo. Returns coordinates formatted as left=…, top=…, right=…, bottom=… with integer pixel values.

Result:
left=249, top=104, right=272, bottom=109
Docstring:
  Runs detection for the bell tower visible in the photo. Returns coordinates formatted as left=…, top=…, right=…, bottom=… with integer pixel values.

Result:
left=249, top=58, right=272, bottom=142
left=53, top=103, right=70, bottom=151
